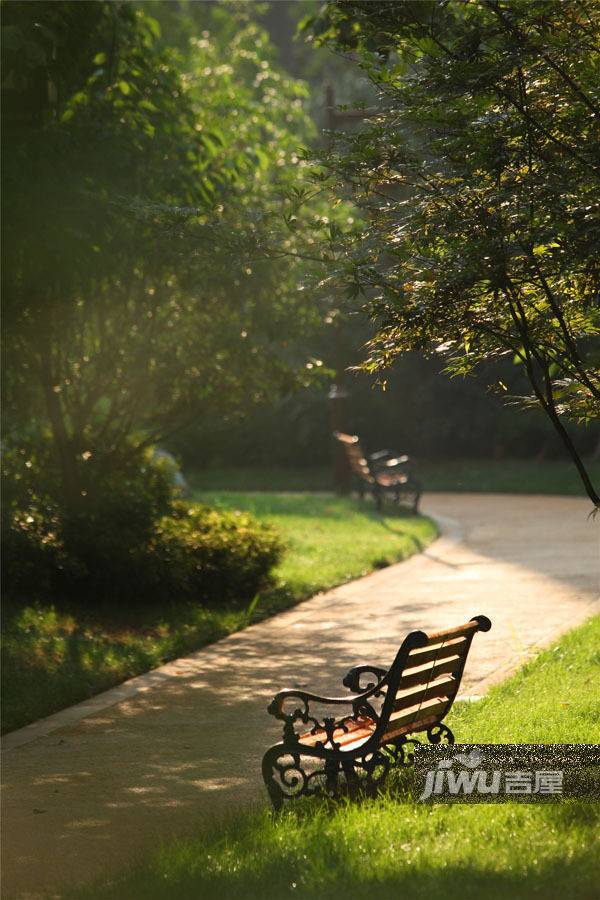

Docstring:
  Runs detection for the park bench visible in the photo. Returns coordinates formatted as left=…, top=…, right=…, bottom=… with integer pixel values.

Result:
left=334, top=431, right=422, bottom=512
left=262, top=614, right=491, bottom=809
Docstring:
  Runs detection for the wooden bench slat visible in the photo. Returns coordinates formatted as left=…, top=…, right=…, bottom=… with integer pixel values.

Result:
left=382, top=710, right=445, bottom=742
left=375, top=472, right=409, bottom=486
left=400, top=654, right=463, bottom=689
left=298, top=677, right=457, bottom=750
left=383, top=696, right=450, bottom=740
left=393, top=674, right=456, bottom=712
left=300, top=697, right=453, bottom=752
left=408, top=636, right=468, bottom=666
left=298, top=715, right=374, bottom=749
left=424, top=620, right=479, bottom=645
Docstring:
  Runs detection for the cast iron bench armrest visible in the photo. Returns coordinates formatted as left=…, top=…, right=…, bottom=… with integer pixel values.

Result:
left=267, top=686, right=381, bottom=749
left=267, top=682, right=384, bottom=721
left=342, top=664, right=387, bottom=693
left=267, top=683, right=386, bottom=752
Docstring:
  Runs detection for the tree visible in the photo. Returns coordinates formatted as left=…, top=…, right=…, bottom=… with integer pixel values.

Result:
left=304, top=0, right=600, bottom=506
left=2, top=1, right=321, bottom=516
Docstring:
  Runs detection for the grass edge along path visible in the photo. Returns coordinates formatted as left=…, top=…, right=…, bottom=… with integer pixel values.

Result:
left=1, top=494, right=436, bottom=733
left=78, top=615, right=600, bottom=900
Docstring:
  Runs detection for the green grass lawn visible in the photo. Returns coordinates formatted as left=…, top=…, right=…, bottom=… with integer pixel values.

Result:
left=1, top=495, right=436, bottom=734
left=78, top=616, right=600, bottom=900
left=188, top=458, right=600, bottom=496
left=194, top=492, right=434, bottom=600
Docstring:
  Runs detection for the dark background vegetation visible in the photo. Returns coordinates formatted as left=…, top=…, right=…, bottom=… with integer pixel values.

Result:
left=171, top=350, right=598, bottom=470
left=162, top=1, right=599, bottom=471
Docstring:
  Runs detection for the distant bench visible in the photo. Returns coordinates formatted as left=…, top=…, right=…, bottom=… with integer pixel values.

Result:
left=334, top=431, right=422, bottom=512
left=262, top=615, right=491, bottom=809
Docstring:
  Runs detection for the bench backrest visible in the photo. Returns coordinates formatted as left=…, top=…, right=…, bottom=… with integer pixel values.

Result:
left=334, top=431, right=374, bottom=483
left=378, top=616, right=491, bottom=738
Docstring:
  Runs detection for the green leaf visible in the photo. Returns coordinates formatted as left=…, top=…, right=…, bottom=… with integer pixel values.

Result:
left=144, top=16, right=161, bottom=39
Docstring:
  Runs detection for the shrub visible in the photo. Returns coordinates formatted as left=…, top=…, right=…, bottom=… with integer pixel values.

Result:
left=1, top=443, right=283, bottom=606
left=1, top=445, right=69, bottom=596
left=143, top=502, right=283, bottom=603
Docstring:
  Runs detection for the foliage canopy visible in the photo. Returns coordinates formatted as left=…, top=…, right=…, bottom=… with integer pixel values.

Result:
left=1, top=0, right=331, bottom=602
left=2, top=1, right=322, bottom=517
left=305, top=0, right=600, bottom=504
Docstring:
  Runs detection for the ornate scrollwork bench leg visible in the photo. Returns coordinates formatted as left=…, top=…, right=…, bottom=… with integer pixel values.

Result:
left=324, top=758, right=340, bottom=797
left=341, top=759, right=360, bottom=798
left=427, top=723, right=455, bottom=746
left=262, top=744, right=341, bottom=811
left=262, top=743, right=300, bottom=811
left=263, top=728, right=456, bottom=810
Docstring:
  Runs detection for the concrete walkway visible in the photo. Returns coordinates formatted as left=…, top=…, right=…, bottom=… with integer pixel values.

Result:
left=2, top=494, right=598, bottom=898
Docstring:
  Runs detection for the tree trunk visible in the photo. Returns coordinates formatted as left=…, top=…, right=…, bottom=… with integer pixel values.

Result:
left=39, top=345, right=80, bottom=515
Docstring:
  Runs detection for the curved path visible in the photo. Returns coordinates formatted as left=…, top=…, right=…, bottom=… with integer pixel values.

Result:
left=2, top=494, right=598, bottom=898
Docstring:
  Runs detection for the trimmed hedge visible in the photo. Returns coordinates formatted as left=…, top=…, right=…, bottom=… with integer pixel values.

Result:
left=141, top=501, right=283, bottom=603
left=1, top=445, right=283, bottom=606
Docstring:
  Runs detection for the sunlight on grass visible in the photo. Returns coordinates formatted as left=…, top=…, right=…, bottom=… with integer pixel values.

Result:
left=77, top=616, right=600, bottom=900
left=195, top=492, right=436, bottom=599
left=78, top=617, right=600, bottom=900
